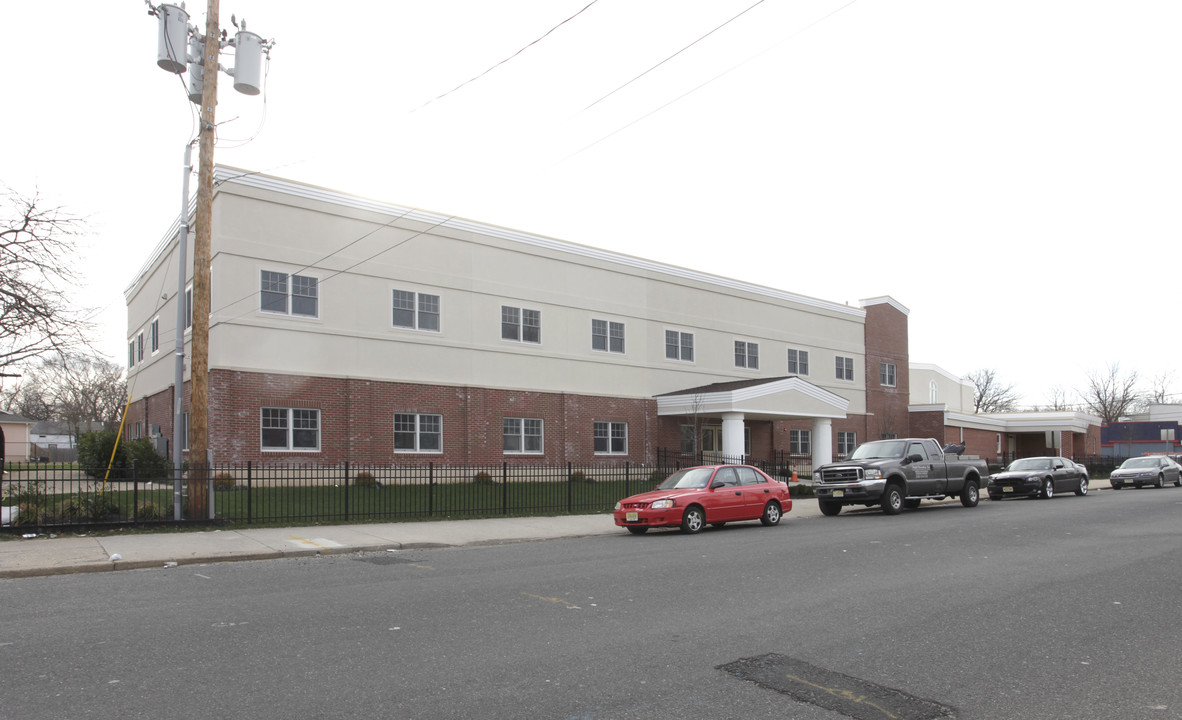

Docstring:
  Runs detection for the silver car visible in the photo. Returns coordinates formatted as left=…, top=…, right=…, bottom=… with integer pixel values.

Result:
left=1109, top=456, right=1182, bottom=490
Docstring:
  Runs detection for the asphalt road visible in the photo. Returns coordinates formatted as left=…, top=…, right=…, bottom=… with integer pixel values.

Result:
left=3, top=487, right=1181, bottom=720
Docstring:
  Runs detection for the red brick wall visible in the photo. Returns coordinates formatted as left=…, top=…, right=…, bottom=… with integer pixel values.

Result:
left=862, top=302, right=910, bottom=440
left=137, top=371, right=659, bottom=466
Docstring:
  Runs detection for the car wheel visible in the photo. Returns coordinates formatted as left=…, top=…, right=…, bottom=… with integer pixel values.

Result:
left=903, top=498, right=921, bottom=510
left=760, top=501, right=782, bottom=526
left=1075, top=477, right=1088, bottom=496
left=1154, top=474, right=1164, bottom=489
left=680, top=505, right=705, bottom=534
left=881, top=484, right=904, bottom=515
left=818, top=500, right=842, bottom=517
left=961, top=481, right=980, bottom=507
left=1040, top=478, right=1054, bottom=499
left=626, top=526, right=648, bottom=535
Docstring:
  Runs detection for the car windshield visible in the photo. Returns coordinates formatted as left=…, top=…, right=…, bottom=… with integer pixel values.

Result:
left=1119, top=457, right=1158, bottom=469
left=657, top=467, right=716, bottom=490
left=849, top=440, right=907, bottom=460
left=1008, top=458, right=1051, bottom=472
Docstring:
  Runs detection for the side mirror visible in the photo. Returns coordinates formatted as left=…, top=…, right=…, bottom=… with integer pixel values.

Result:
left=906, top=454, right=924, bottom=464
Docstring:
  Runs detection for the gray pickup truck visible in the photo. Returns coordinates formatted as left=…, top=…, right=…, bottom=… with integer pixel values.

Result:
left=812, top=438, right=989, bottom=516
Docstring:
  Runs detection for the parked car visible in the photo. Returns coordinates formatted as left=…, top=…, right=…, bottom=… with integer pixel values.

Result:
left=1109, top=456, right=1182, bottom=490
left=613, top=465, right=791, bottom=534
left=987, top=456, right=1089, bottom=500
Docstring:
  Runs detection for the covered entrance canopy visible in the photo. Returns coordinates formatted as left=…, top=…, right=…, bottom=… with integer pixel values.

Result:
left=656, top=376, right=850, bottom=464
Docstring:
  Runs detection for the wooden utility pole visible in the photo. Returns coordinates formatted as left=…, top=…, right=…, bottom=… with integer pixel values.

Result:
left=188, top=0, right=220, bottom=518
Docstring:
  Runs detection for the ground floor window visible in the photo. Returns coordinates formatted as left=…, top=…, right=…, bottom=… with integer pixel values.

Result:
left=837, top=431, right=857, bottom=457
left=504, top=418, right=543, bottom=454
left=394, top=413, right=442, bottom=453
left=594, top=421, right=627, bottom=454
left=790, top=429, right=811, bottom=455
left=262, top=407, right=320, bottom=451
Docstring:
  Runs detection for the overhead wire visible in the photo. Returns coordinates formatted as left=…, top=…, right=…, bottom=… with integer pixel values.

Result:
left=561, top=0, right=863, bottom=163
left=580, top=0, right=770, bottom=113
left=411, top=0, right=601, bottom=112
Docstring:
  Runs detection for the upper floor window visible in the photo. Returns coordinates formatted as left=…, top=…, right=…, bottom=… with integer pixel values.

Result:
left=137, top=332, right=145, bottom=363
left=880, top=362, right=897, bottom=387
left=592, top=319, right=625, bottom=354
left=504, top=417, right=543, bottom=454
left=184, top=285, right=193, bottom=331
left=261, top=270, right=319, bottom=317
left=394, top=413, right=442, bottom=453
left=393, top=290, right=440, bottom=331
left=835, top=356, right=854, bottom=381
left=502, top=306, right=541, bottom=343
left=261, top=407, right=320, bottom=451
left=665, top=330, right=694, bottom=362
left=735, top=341, right=759, bottom=369
left=593, top=421, right=627, bottom=454
left=930, top=381, right=939, bottom=404
left=787, top=348, right=809, bottom=376
left=128, top=340, right=135, bottom=368
left=150, top=318, right=160, bottom=354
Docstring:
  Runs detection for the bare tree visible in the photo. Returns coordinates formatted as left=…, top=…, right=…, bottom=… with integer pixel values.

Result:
left=0, top=353, right=125, bottom=430
left=1081, top=362, right=1141, bottom=423
left=966, top=368, right=1020, bottom=413
left=1148, top=370, right=1174, bottom=405
left=0, top=188, right=92, bottom=371
left=1045, top=385, right=1073, bottom=411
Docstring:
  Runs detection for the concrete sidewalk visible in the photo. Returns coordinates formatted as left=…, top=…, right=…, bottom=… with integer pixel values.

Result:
left=2, top=482, right=1109, bottom=579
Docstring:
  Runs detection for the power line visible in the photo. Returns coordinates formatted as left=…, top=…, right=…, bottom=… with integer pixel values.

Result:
left=412, top=0, right=601, bottom=112
left=562, top=0, right=862, bottom=163
left=581, top=0, right=770, bottom=113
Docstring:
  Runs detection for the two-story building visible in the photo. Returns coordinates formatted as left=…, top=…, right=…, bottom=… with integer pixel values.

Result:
left=124, top=168, right=915, bottom=469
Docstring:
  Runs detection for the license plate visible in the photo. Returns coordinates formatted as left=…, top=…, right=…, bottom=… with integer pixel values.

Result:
left=1003, top=487, right=1014, bottom=493
left=626, top=512, right=638, bottom=521
left=833, top=490, right=845, bottom=498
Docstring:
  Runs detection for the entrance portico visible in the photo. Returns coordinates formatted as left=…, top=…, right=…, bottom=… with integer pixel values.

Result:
left=656, top=376, right=850, bottom=463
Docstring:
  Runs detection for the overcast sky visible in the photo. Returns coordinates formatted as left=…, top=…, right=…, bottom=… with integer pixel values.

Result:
left=3, top=0, right=1179, bottom=407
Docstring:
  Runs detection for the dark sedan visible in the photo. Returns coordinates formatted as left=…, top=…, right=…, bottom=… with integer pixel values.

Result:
left=988, top=456, right=1088, bottom=500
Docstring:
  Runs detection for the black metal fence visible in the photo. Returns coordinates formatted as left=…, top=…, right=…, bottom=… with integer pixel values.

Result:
left=1, top=460, right=684, bottom=532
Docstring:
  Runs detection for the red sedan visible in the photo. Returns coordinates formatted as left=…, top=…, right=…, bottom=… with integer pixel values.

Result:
left=614, top=464, right=791, bottom=534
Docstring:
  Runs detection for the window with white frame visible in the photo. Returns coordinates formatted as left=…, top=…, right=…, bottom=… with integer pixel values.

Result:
left=261, top=407, right=321, bottom=451
left=930, top=381, right=938, bottom=404
left=137, top=332, right=144, bottom=363
left=184, top=285, right=193, bottom=331
left=261, top=270, right=319, bottom=317
left=665, top=330, right=694, bottom=362
left=503, top=417, right=543, bottom=454
left=182, top=411, right=190, bottom=451
left=880, top=362, right=897, bottom=387
left=790, top=429, right=811, bottom=455
left=735, top=341, right=759, bottom=369
left=150, top=318, right=160, bottom=354
left=591, top=319, right=625, bottom=354
left=393, top=290, right=440, bottom=331
left=128, top=340, right=135, bottom=368
left=838, top=431, right=857, bottom=457
left=593, top=421, right=627, bottom=454
left=835, top=356, right=854, bottom=381
left=394, top=413, right=442, bottom=453
left=501, top=306, right=541, bottom=343
left=787, top=348, right=809, bottom=376
left=680, top=425, right=697, bottom=454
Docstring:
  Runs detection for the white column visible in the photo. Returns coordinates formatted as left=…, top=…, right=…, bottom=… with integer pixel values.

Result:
left=813, top=418, right=833, bottom=467
left=721, top=412, right=746, bottom=462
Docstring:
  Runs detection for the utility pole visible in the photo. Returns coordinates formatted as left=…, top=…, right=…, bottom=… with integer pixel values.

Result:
left=149, top=1, right=273, bottom=519
left=189, top=0, right=220, bottom=518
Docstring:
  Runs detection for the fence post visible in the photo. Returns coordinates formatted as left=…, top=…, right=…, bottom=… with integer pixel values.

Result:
left=502, top=462, right=508, bottom=516
left=625, top=461, right=630, bottom=498
left=428, top=462, right=435, bottom=517
left=246, top=461, right=253, bottom=523
left=343, top=461, right=350, bottom=522
left=567, top=461, right=573, bottom=513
